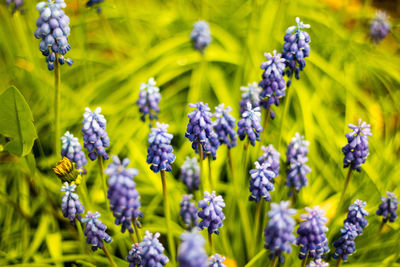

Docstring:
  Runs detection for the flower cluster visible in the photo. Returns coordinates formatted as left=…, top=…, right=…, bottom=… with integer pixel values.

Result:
left=137, top=78, right=161, bottom=122
left=239, top=82, right=261, bottom=115
left=208, top=254, right=226, bottom=267
left=60, top=182, right=84, bottom=224
left=127, top=243, right=142, bottom=267
left=296, top=206, right=329, bottom=260
left=139, top=231, right=169, bottom=266
left=370, top=11, right=391, bottom=44
left=198, top=191, right=225, bottom=235
left=81, top=211, right=112, bottom=251
left=86, top=0, right=104, bottom=13
left=106, top=155, right=143, bottom=233
left=185, top=102, right=219, bottom=159
left=286, top=132, right=309, bottom=162
left=213, top=104, right=237, bottom=149
left=332, top=222, right=358, bottom=261
left=376, top=191, right=398, bottom=223
left=282, top=17, right=311, bottom=87
left=178, top=230, right=208, bottom=267
left=237, top=102, right=263, bottom=146
left=34, top=0, right=73, bottom=71
left=249, top=161, right=275, bottom=202
left=180, top=157, right=200, bottom=192
left=258, top=144, right=280, bottom=177
left=342, top=119, right=372, bottom=172
left=61, top=131, right=87, bottom=172
left=6, top=0, right=24, bottom=13
left=264, top=201, right=297, bottom=263
left=147, top=122, right=176, bottom=173
left=344, top=199, right=369, bottom=235
left=259, top=50, right=286, bottom=119
left=82, top=107, right=110, bottom=161
left=307, top=260, right=329, bottom=267
left=190, top=20, right=212, bottom=53
left=179, top=194, right=198, bottom=230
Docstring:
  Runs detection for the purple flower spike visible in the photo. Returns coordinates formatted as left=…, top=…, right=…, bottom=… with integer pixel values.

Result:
left=264, top=201, right=297, bottom=263
left=286, top=133, right=309, bottom=162
left=307, top=259, right=329, bottom=267
left=180, top=157, right=200, bottom=192
left=106, top=155, right=143, bottom=233
left=127, top=243, right=142, bottom=267
left=61, top=131, right=87, bottom=173
left=6, top=0, right=24, bottom=13
left=237, top=102, right=263, bottom=146
left=139, top=231, right=169, bottom=267
left=147, top=122, right=176, bottom=173
left=81, top=211, right=112, bottom=251
left=180, top=194, right=199, bottom=230
left=190, top=20, right=212, bottom=53
left=370, top=11, right=391, bottom=44
left=376, top=191, right=398, bottom=223
left=249, top=161, right=276, bottom=202
left=296, top=206, right=329, bottom=260
left=61, top=182, right=84, bottom=224
left=213, top=104, right=237, bottom=149
left=82, top=107, right=110, bottom=161
left=137, top=78, right=161, bottom=122
left=239, top=82, right=261, bottom=115
left=258, top=144, right=280, bottom=177
left=344, top=199, right=368, bottom=235
left=86, top=0, right=104, bottom=13
left=178, top=230, right=208, bottom=267
left=342, top=119, right=372, bottom=172
left=185, top=102, right=220, bottom=159
left=208, top=253, right=226, bottom=267
left=333, top=222, right=358, bottom=261
left=198, top=191, right=225, bottom=235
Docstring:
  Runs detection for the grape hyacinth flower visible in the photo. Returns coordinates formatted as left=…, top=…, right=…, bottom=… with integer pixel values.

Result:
left=180, top=194, right=198, bottom=230
left=34, top=0, right=73, bottom=71
left=307, top=259, right=329, bottom=267
left=86, top=0, right=104, bottom=13
left=82, top=107, right=110, bottom=161
left=296, top=206, right=329, bottom=260
left=258, top=144, right=280, bottom=177
left=178, top=230, right=208, bottom=267
left=213, top=104, right=237, bottom=149
left=146, top=122, right=176, bottom=173
left=282, top=17, right=311, bottom=87
left=127, top=243, right=142, bottom=267
left=286, top=132, right=309, bottom=163
left=106, top=155, right=143, bottom=233
left=259, top=50, right=286, bottom=119
left=81, top=211, right=112, bottom=251
left=249, top=161, right=276, bottom=202
left=61, top=131, right=87, bottom=172
left=376, top=191, right=398, bottom=223
left=6, top=0, right=24, bottom=13
left=180, top=157, right=200, bottom=192
left=237, top=102, right=263, bottom=146
left=139, top=231, right=169, bottom=267
left=344, top=199, right=369, bottom=235
left=370, top=11, right=391, bottom=44
left=286, top=155, right=311, bottom=193
left=332, top=222, right=358, bottom=262
left=342, top=119, right=372, bottom=172
left=208, top=254, right=226, bottom=267
left=185, top=102, right=220, bottom=159
left=198, top=191, right=225, bottom=235
left=60, top=182, right=84, bottom=224
left=137, top=78, right=161, bottom=123
left=239, top=82, right=261, bottom=115
left=264, top=201, right=297, bottom=263
left=190, top=20, right=212, bottom=53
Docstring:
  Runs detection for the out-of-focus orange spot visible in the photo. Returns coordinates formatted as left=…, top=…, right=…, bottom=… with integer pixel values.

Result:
left=224, top=257, right=237, bottom=267
left=15, top=58, right=34, bottom=72
left=322, top=0, right=362, bottom=13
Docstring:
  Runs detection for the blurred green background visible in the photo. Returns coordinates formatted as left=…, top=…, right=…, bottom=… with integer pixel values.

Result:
left=0, top=0, right=400, bottom=266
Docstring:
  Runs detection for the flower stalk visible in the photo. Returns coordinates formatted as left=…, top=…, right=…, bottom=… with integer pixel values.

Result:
left=161, top=170, right=176, bottom=264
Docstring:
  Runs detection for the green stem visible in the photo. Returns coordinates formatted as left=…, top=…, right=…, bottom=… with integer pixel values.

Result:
left=102, top=245, right=117, bottom=267
left=263, top=108, right=271, bottom=134
left=161, top=170, right=176, bottom=264
left=197, top=140, right=205, bottom=191
left=75, top=219, right=85, bottom=253
left=379, top=220, right=385, bottom=232
left=335, top=256, right=342, bottom=267
left=54, top=55, right=60, bottom=157
left=254, top=201, right=262, bottom=244
left=129, top=232, right=137, bottom=243
left=228, top=148, right=234, bottom=177
left=244, top=249, right=267, bottom=267
left=208, top=155, right=214, bottom=189
left=270, top=256, right=278, bottom=267
left=133, top=218, right=142, bottom=242
left=98, top=158, right=109, bottom=211
left=338, top=168, right=353, bottom=208
left=208, top=232, right=213, bottom=255
left=301, top=252, right=309, bottom=267
left=243, top=139, right=251, bottom=183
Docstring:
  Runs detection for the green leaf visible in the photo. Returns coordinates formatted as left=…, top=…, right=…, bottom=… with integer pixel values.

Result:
left=0, top=86, right=37, bottom=157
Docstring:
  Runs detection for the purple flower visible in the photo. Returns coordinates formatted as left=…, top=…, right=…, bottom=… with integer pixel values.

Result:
left=333, top=222, right=358, bottom=261
left=34, top=0, right=73, bottom=70
left=60, top=182, right=84, bottom=224
left=137, top=78, right=161, bottom=122
left=307, top=259, right=329, bottom=267
left=106, top=155, right=143, bottom=233
left=213, top=104, right=237, bottom=149
left=139, top=231, right=169, bottom=267
left=185, top=102, right=220, bottom=159
left=286, top=133, right=309, bottom=163
left=198, top=191, right=225, bottom=235
left=178, top=230, right=208, bottom=267
left=82, top=107, right=110, bottom=161
left=61, top=131, right=87, bottom=172
left=237, top=102, right=263, bottom=146
left=344, top=199, right=368, bottom=235
left=376, top=191, right=398, bottom=223
left=147, top=122, right=176, bottom=173
left=239, top=82, right=261, bottom=115
left=258, top=144, right=280, bottom=177
left=342, top=119, right=372, bottom=172
left=190, top=20, right=211, bottom=53
left=127, top=243, right=142, bottom=267
left=180, top=157, right=200, bottom=192
left=296, top=206, right=329, bottom=260
left=6, top=0, right=24, bottom=13
left=86, top=0, right=104, bottom=13
left=249, top=161, right=275, bottom=202
left=264, top=201, right=297, bottom=263
left=286, top=155, right=311, bottom=193
left=180, top=194, right=199, bottom=230
left=259, top=50, right=286, bottom=119
left=208, top=254, right=226, bottom=267
left=370, top=11, right=391, bottom=44
left=81, top=211, right=112, bottom=251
